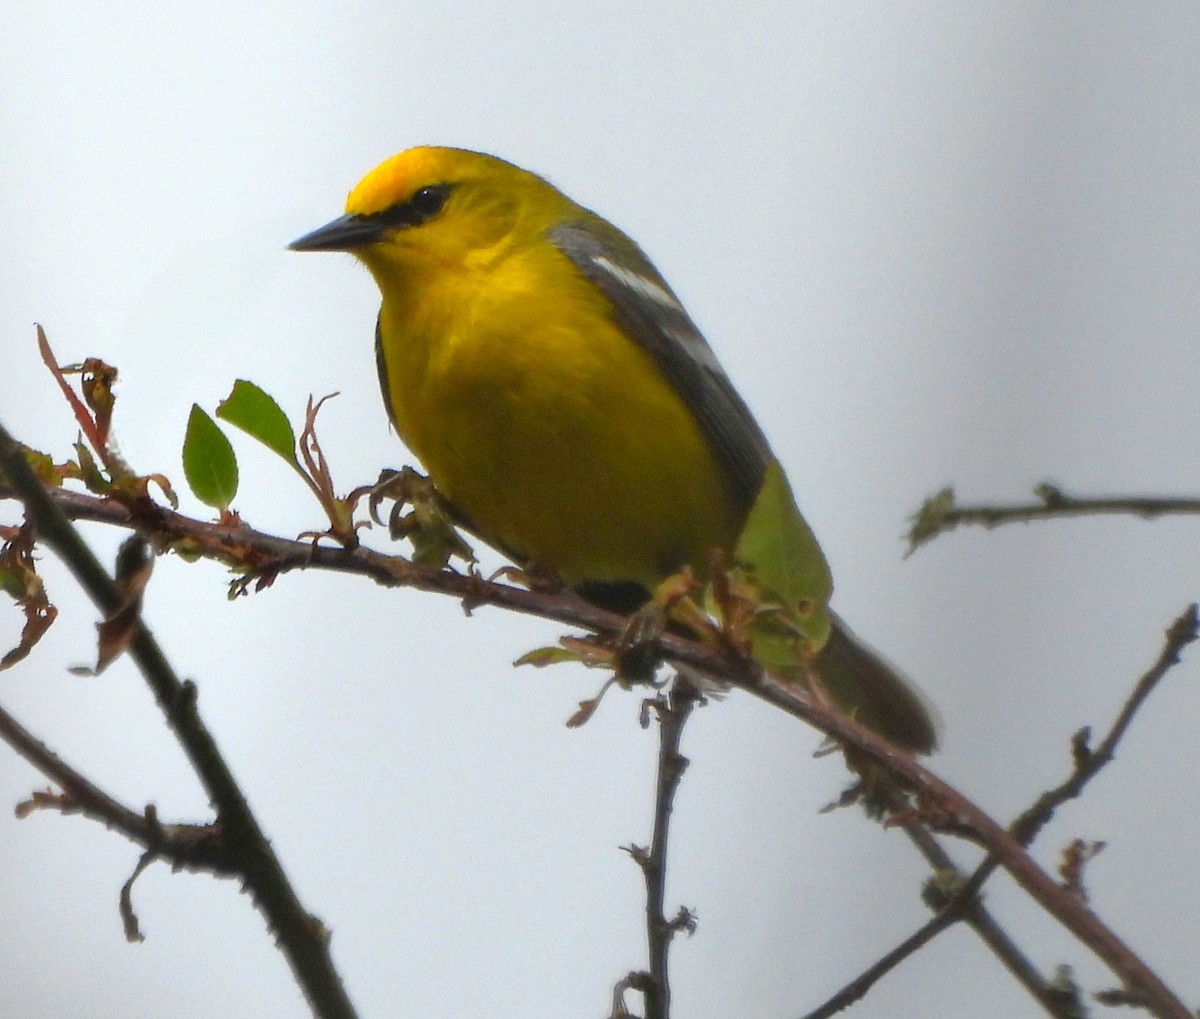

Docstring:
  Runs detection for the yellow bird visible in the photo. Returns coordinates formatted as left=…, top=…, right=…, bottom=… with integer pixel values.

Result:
left=291, top=146, right=935, bottom=753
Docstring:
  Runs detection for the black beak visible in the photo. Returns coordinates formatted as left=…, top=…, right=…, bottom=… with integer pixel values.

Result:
left=289, top=214, right=385, bottom=252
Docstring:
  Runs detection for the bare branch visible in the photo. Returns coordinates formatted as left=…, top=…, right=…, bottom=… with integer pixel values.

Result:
left=626, top=679, right=698, bottom=1019
left=1012, top=603, right=1199, bottom=845
left=0, top=700, right=234, bottom=875
left=903, top=825, right=1078, bottom=1018
left=743, top=673, right=1193, bottom=1019
left=908, top=484, right=1200, bottom=554
left=0, top=420, right=359, bottom=1019
left=805, top=814, right=1077, bottom=1018
left=814, top=605, right=1199, bottom=1019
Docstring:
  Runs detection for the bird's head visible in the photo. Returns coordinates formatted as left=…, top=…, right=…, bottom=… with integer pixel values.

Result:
left=290, top=146, right=576, bottom=276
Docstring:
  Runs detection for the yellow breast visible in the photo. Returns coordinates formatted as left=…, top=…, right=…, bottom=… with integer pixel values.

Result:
left=372, top=238, right=741, bottom=589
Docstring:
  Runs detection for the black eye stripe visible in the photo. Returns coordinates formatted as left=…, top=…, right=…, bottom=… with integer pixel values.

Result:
left=370, top=184, right=453, bottom=230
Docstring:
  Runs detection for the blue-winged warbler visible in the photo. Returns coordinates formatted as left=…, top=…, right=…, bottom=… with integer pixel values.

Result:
left=291, top=146, right=936, bottom=753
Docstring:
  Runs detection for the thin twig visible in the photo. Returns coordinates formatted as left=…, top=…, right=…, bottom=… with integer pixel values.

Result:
left=0, top=700, right=233, bottom=874
left=1012, top=603, right=1199, bottom=845
left=806, top=839, right=1069, bottom=1018
left=634, top=679, right=698, bottom=1019
left=800, top=901, right=963, bottom=1019
left=907, top=484, right=1200, bottom=553
left=903, top=826, right=1075, bottom=1018
left=0, top=421, right=359, bottom=1019
left=803, top=820, right=1071, bottom=1018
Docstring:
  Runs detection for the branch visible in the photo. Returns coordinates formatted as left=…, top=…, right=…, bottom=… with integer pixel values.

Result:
left=804, top=823, right=1078, bottom=1019
left=3, top=483, right=625, bottom=627
left=0, top=420, right=359, bottom=1019
left=3, top=466, right=1194, bottom=1016
left=907, top=483, right=1200, bottom=553
left=903, top=826, right=1078, bottom=1018
left=624, top=679, right=698, bottom=1019
left=1011, top=603, right=1199, bottom=845
left=0, top=699, right=233, bottom=876
left=746, top=670, right=1193, bottom=1018
left=806, top=606, right=1198, bottom=1018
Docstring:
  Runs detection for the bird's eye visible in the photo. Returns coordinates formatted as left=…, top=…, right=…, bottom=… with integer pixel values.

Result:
left=374, top=183, right=453, bottom=230
left=409, top=185, right=451, bottom=220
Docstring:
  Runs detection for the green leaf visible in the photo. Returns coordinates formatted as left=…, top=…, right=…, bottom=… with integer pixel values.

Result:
left=183, top=404, right=238, bottom=509
left=734, top=459, right=833, bottom=652
left=73, top=440, right=112, bottom=494
left=17, top=447, right=63, bottom=487
left=216, top=379, right=297, bottom=466
left=514, top=646, right=582, bottom=668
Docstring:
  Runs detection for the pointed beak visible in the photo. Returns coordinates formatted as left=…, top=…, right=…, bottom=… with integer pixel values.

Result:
left=289, top=213, right=385, bottom=252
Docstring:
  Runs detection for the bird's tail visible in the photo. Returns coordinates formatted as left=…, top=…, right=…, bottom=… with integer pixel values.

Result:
left=813, top=613, right=939, bottom=754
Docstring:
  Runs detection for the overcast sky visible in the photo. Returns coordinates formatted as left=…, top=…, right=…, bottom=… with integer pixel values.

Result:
left=3, top=5, right=1200, bottom=1018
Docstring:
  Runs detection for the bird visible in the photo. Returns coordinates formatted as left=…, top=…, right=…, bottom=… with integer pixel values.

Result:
left=290, top=146, right=936, bottom=753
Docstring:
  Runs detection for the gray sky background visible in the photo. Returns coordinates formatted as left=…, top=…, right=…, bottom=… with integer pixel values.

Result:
left=3, top=4, right=1199, bottom=1018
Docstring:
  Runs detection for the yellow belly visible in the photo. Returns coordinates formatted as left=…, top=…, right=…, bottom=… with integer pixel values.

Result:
left=374, top=247, right=742, bottom=590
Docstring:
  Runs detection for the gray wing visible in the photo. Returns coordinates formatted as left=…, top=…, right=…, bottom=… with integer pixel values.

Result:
left=549, top=220, right=772, bottom=511
left=375, top=314, right=394, bottom=426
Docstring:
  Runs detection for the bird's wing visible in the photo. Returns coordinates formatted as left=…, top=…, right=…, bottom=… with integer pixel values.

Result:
left=549, top=220, right=772, bottom=511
